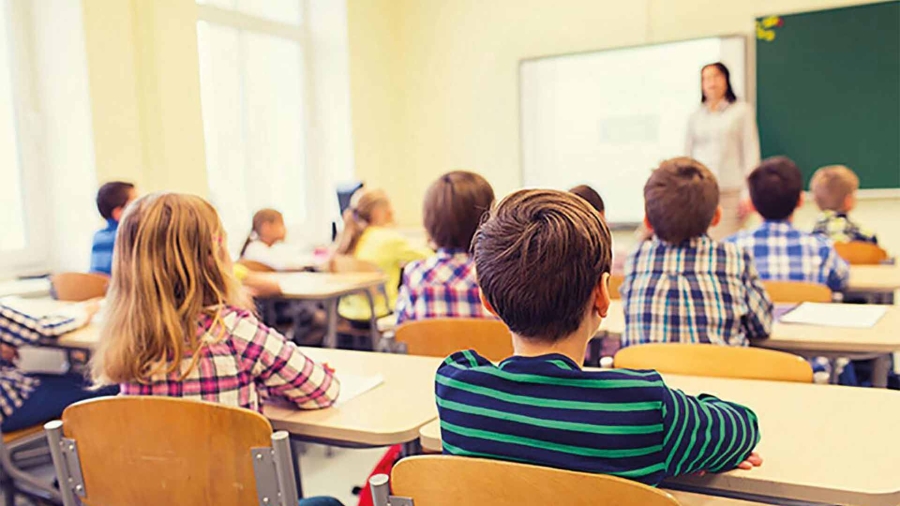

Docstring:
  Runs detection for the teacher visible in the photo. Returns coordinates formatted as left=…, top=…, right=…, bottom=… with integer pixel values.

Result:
left=685, top=62, right=760, bottom=239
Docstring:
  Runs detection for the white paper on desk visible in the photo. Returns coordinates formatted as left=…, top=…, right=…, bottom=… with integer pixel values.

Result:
left=334, top=373, right=384, bottom=406
left=15, top=346, right=70, bottom=374
left=779, top=302, right=887, bottom=328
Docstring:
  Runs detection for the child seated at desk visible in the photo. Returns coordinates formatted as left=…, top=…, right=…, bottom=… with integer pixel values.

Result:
left=436, top=189, right=762, bottom=485
left=240, top=208, right=310, bottom=271
left=91, top=193, right=340, bottom=412
left=620, top=158, right=772, bottom=347
left=396, top=171, right=495, bottom=324
left=90, top=181, right=137, bottom=275
left=810, top=165, right=878, bottom=244
left=725, top=157, right=850, bottom=292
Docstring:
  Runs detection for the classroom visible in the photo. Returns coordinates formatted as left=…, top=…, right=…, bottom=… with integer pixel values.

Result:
left=0, top=0, right=898, bottom=505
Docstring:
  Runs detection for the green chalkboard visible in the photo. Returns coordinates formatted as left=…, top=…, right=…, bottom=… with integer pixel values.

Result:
left=756, top=1, right=900, bottom=190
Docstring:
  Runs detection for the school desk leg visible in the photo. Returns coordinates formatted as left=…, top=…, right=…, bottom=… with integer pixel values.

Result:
left=324, top=298, right=338, bottom=348
left=291, top=439, right=305, bottom=498
left=872, top=354, right=891, bottom=388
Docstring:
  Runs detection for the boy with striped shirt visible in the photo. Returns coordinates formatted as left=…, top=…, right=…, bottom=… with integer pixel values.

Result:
left=435, top=189, right=762, bottom=486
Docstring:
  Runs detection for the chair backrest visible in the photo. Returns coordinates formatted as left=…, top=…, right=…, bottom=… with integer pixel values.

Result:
left=385, top=455, right=679, bottom=506
left=50, top=273, right=109, bottom=302
left=237, top=259, right=276, bottom=273
left=762, top=280, right=832, bottom=303
left=46, top=396, right=296, bottom=506
left=329, top=254, right=381, bottom=273
left=614, top=343, right=813, bottom=383
left=395, top=318, right=513, bottom=362
left=833, top=241, right=889, bottom=265
left=608, top=274, right=624, bottom=300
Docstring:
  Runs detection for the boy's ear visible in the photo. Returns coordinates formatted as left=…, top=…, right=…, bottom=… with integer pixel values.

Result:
left=111, top=206, right=125, bottom=222
left=642, top=215, right=653, bottom=234
left=481, top=291, right=500, bottom=318
left=844, top=193, right=855, bottom=212
left=710, top=205, right=723, bottom=227
left=797, top=192, right=805, bottom=210
left=594, top=273, right=611, bottom=319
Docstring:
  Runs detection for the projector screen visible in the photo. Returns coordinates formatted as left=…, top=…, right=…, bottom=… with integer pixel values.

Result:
left=520, top=36, right=746, bottom=225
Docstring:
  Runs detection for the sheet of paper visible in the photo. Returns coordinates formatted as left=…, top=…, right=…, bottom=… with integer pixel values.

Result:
left=779, top=302, right=888, bottom=329
left=0, top=296, right=74, bottom=318
left=334, top=372, right=384, bottom=406
left=15, top=346, right=70, bottom=374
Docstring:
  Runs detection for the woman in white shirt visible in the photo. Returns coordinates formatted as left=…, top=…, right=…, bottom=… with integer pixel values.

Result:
left=685, top=62, right=760, bottom=239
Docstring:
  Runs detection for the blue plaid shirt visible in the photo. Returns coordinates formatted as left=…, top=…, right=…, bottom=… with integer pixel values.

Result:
left=90, top=219, right=118, bottom=275
left=621, top=235, right=773, bottom=348
left=396, top=249, right=491, bottom=325
left=725, top=221, right=850, bottom=292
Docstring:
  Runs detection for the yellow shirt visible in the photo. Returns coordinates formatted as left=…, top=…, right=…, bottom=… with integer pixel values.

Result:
left=233, top=264, right=250, bottom=282
left=338, top=227, right=432, bottom=321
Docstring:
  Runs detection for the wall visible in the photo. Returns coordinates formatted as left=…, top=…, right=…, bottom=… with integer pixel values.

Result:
left=346, top=0, right=900, bottom=255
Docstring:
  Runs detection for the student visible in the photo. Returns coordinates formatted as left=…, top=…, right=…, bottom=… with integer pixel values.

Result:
left=334, top=188, right=431, bottom=321
left=810, top=165, right=878, bottom=244
left=436, top=189, right=762, bottom=485
left=90, top=181, right=137, bottom=275
left=240, top=208, right=307, bottom=270
left=0, top=299, right=116, bottom=432
left=726, top=157, right=850, bottom=292
left=620, top=158, right=772, bottom=347
left=569, top=184, right=604, bottom=217
left=396, top=171, right=494, bottom=324
left=92, top=193, right=340, bottom=412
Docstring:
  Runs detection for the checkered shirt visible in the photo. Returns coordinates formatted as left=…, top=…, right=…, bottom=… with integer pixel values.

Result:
left=395, top=249, right=490, bottom=325
left=812, top=211, right=878, bottom=245
left=120, top=307, right=340, bottom=412
left=0, top=300, right=92, bottom=422
left=621, top=235, right=773, bottom=348
left=725, top=220, right=850, bottom=292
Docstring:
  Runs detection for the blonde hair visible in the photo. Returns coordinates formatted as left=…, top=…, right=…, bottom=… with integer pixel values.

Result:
left=334, top=188, right=390, bottom=255
left=810, top=165, right=859, bottom=212
left=92, top=193, right=250, bottom=385
left=240, top=208, right=284, bottom=257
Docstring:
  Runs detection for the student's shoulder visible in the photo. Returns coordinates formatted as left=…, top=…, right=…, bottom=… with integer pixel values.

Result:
left=213, top=306, right=275, bottom=346
left=437, top=350, right=493, bottom=374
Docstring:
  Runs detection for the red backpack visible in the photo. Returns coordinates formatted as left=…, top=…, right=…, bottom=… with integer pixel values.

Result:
left=356, top=445, right=403, bottom=506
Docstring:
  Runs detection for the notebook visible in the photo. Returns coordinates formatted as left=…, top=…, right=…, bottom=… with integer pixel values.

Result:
left=334, top=372, right=384, bottom=406
left=778, top=302, right=888, bottom=329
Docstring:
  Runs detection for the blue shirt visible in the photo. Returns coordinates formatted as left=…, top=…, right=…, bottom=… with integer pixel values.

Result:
left=90, top=219, right=118, bottom=275
left=436, top=350, right=760, bottom=486
left=725, top=221, right=850, bottom=292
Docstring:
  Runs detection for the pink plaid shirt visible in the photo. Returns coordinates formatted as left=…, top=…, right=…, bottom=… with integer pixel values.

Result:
left=120, top=307, right=339, bottom=412
left=395, top=249, right=491, bottom=325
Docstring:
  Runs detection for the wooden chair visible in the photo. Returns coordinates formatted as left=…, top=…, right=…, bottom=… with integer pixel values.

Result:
left=834, top=241, right=889, bottom=265
left=395, top=318, right=513, bottom=362
left=761, top=280, right=832, bottom=303
left=370, top=455, right=679, bottom=506
left=50, top=273, right=109, bottom=302
left=614, top=343, right=813, bottom=383
left=45, top=396, right=298, bottom=506
left=608, top=274, right=624, bottom=300
left=236, top=259, right=276, bottom=273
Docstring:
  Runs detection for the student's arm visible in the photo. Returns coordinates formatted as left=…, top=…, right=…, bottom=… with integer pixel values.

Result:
left=395, top=266, right=415, bottom=326
left=0, top=301, right=98, bottom=346
left=391, top=236, right=433, bottom=266
left=661, top=385, right=761, bottom=478
left=740, top=251, right=773, bottom=339
left=822, top=243, right=850, bottom=292
left=232, top=313, right=340, bottom=408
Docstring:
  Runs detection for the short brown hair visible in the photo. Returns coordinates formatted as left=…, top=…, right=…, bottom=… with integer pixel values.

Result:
left=96, top=181, right=135, bottom=220
left=644, top=158, right=719, bottom=244
left=473, top=189, right=611, bottom=341
left=424, top=171, right=495, bottom=250
left=748, top=156, right=803, bottom=221
left=810, top=165, right=858, bottom=212
left=569, top=185, right=605, bottom=215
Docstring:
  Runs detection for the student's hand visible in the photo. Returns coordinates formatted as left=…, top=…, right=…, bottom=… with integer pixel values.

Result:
left=82, top=298, right=103, bottom=321
left=0, top=344, right=18, bottom=362
left=737, top=452, right=763, bottom=470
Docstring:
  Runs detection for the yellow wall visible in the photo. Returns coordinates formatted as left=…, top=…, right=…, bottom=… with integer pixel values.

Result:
left=347, top=0, right=900, bottom=254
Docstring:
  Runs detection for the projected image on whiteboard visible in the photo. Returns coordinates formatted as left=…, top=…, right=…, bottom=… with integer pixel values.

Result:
left=520, top=36, right=745, bottom=225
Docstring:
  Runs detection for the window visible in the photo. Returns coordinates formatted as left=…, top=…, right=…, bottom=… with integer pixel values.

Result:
left=196, top=0, right=315, bottom=256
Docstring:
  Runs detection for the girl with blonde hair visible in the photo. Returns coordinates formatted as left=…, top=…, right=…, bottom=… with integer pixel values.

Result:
left=92, top=193, right=340, bottom=413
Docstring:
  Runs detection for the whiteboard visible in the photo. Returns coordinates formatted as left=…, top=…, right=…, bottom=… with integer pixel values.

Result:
left=520, top=36, right=746, bottom=225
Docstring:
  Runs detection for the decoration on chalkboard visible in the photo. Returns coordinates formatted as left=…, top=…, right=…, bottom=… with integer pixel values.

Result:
left=756, top=16, right=784, bottom=41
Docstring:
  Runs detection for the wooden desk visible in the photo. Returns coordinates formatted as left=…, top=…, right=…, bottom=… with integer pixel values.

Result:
left=849, top=264, right=900, bottom=294
left=420, top=375, right=900, bottom=506
left=264, top=347, right=440, bottom=447
left=0, top=278, right=50, bottom=298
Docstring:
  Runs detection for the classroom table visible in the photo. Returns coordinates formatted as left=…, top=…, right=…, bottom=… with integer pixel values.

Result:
left=263, top=272, right=388, bottom=348
left=419, top=374, right=900, bottom=506
left=848, top=264, right=900, bottom=303
left=0, top=278, right=51, bottom=298
left=602, top=300, right=900, bottom=387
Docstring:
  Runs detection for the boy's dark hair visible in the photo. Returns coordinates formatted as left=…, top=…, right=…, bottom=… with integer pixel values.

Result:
left=423, top=171, right=495, bottom=250
left=644, top=158, right=719, bottom=244
left=748, top=156, right=803, bottom=221
left=569, top=185, right=605, bottom=215
left=473, top=189, right=611, bottom=341
left=96, top=181, right=135, bottom=220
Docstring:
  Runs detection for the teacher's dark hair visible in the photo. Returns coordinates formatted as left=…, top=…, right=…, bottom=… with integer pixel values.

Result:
left=701, top=62, right=737, bottom=103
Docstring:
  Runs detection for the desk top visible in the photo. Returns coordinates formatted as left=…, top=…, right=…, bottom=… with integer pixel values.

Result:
left=849, top=264, right=900, bottom=293
left=602, top=300, right=900, bottom=354
left=265, top=272, right=387, bottom=300
left=420, top=374, right=900, bottom=506
left=264, top=347, right=441, bottom=446
left=0, top=278, right=50, bottom=298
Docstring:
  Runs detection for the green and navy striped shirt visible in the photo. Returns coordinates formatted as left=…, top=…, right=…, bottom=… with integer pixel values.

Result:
left=435, top=350, right=760, bottom=486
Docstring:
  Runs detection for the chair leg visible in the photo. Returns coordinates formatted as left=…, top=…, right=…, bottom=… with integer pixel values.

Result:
left=1, top=472, right=16, bottom=506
